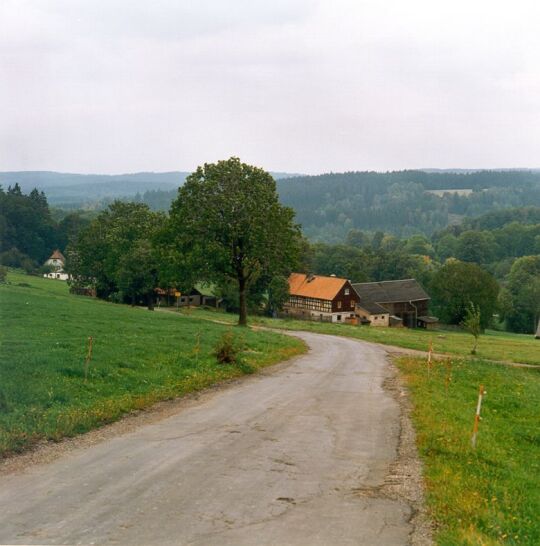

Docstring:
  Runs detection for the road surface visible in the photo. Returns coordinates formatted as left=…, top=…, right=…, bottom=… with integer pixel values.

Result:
left=0, top=332, right=419, bottom=545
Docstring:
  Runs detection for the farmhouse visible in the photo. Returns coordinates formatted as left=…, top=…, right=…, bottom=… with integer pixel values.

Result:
left=284, top=273, right=359, bottom=323
left=43, top=249, right=69, bottom=281
left=44, top=249, right=65, bottom=269
left=352, top=279, right=437, bottom=328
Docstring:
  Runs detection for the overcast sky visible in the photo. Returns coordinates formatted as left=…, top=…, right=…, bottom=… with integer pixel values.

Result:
left=1, top=0, right=539, bottom=174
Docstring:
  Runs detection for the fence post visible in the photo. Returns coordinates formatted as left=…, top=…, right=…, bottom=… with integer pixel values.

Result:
left=427, top=339, right=433, bottom=376
left=471, top=384, right=485, bottom=449
left=84, top=336, right=93, bottom=381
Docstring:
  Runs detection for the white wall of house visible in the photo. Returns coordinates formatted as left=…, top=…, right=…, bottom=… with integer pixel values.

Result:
left=45, top=258, right=64, bottom=269
left=283, top=306, right=355, bottom=323
left=44, top=272, right=69, bottom=281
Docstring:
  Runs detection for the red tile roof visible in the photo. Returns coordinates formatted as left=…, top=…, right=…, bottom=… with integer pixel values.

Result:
left=49, top=249, right=65, bottom=261
left=288, top=272, right=348, bottom=301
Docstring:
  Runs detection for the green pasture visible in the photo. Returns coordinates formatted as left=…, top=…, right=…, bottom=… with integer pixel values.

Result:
left=0, top=271, right=305, bottom=457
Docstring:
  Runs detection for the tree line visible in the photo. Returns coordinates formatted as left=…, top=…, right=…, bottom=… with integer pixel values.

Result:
left=2, top=165, right=538, bottom=333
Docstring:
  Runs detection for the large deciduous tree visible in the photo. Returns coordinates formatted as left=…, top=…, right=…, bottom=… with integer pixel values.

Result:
left=168, top=157, right=301, bottom=326
left=430, top=260, right=499, bottom=328
left=502, top=255, right=540, bottom=333
left=68, top=202, right=163, bottom=307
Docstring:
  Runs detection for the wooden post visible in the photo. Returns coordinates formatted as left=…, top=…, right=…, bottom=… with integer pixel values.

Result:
left=444, top=359, right=452, bottom=393
left=193, top=331, right=201, bottom=363
left=427, top=339, right=433, bottom=376
left=471, top=384, right=485, bottom=449
left=84, top=336, right=93, bottom=381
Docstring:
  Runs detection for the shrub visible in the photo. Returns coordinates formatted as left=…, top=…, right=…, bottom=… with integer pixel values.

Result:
left=214, top=331, right=243, bottom=364
left=0, top=266, right=7, bottom=283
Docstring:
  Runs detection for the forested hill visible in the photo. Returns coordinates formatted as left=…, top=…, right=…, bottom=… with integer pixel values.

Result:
left=0, top=170, right=301, bottom=207
left=275, top=170, right=540, bottom=241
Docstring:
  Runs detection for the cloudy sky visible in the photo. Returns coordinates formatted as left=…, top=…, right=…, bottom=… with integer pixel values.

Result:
left=1, top=0, right=539, bottom=174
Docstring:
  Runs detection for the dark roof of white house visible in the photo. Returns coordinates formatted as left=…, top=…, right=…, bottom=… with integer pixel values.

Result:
left=352, top=279, right=429, bottom=304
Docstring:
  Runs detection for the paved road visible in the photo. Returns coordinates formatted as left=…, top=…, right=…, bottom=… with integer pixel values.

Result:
left=0, top=332, right=414, bottom=545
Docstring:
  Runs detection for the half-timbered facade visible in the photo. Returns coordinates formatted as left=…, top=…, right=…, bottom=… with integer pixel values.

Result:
left=284, top=273, right=359, bottom=323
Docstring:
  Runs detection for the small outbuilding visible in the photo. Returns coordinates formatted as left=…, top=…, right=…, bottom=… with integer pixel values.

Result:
left=352, top=279, right=436, bottom=328
left=355, top=301, right=390, bottom=327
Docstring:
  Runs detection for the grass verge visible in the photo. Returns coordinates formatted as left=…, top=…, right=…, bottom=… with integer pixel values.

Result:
left=0, top=271, right=306, bottom=457
left=396, top=355, right=540, bottom=545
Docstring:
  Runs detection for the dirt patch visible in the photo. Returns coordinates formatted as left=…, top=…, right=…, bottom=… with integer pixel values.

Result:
left=352, top=359, right=434, bottom=546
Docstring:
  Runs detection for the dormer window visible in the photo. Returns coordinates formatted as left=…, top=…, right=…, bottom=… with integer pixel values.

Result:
left=344, top=288, right=350, bottom=295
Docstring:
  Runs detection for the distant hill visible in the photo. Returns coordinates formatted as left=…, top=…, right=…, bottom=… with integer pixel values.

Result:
left=3, top=169, right=539, bottom=240
left=274, top=170, right=540, bottom=241
left=0, top=170, right=301, bottom=206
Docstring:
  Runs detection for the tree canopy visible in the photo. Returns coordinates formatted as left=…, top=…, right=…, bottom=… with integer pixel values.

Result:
left=167, top=157, right=301, bottom=325
left=430, top=261, right=499, bottom=328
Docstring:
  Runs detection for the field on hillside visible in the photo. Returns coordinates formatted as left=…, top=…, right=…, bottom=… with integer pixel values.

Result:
left=176, top=308, right=540, bottom=365
left=0, top=272, right=305, bottom=457
left=397, top=356, right=540, bottom=545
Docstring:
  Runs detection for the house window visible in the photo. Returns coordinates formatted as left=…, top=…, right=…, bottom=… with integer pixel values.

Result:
left=344, top=288, right=350, bottom=295
left=337, top=315, right=342, bottom=321
left=350, top=301, right=355, bottom=308
left=337, top=301, right=342, bottom=309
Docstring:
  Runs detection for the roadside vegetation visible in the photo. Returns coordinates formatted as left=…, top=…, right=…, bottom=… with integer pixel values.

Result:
left=0, top=271, right=305, bottom=457
left=175, top=307, right=540, bottom=366
left=396, top=355, right=540, bottom=545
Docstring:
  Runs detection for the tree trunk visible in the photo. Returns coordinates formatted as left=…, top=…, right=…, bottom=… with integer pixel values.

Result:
left=131, top=295, right=136, bottom=307
left=147, top=292, right=154, bottom=311
left=238, top=276, right=247, bottom=327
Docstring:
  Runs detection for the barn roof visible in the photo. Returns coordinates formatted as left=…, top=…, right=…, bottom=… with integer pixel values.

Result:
left=352, top=279, right=429, bottom=304
left=288, top=272, right=348, bottom=301
left=49, top=249, right=65, bottom=261
left=357, top=301, right=389, bottom=315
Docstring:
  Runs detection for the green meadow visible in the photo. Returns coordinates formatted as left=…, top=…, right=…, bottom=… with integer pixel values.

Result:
left=0, top=271, right=305, bottom=457
left=177, top=307, right=540, bottom=365
left=397, top=356, right=540, bottom=545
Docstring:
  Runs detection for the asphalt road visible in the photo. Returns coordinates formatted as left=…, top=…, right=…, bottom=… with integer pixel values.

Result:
left=0, top=332, right=415, bottom=545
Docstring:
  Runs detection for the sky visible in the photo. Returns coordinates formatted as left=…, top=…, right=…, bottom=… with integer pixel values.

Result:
left=1, top=0, right=540, bottom=175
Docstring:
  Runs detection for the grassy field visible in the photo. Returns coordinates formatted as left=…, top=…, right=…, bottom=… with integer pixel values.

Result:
left=176, top=307, right=540, bottom=365
left=397, top=356, right=540, bottom=545
left=0, top=271, right=305, bottom=457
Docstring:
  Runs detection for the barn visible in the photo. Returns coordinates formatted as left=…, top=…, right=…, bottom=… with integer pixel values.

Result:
left=352, top=279, right=436, bottom=328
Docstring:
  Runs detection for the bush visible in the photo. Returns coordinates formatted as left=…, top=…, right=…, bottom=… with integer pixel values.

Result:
left=214, top=331, right=243, bottom=364
left=0, top=266, right=7, bottom=283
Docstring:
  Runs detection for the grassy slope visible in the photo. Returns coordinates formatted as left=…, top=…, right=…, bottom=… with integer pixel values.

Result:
left=0, top=272, right=305, bottom=457
left=397, top=356, right=540, bottom=545
left=176, top=308, right=540, bottom=365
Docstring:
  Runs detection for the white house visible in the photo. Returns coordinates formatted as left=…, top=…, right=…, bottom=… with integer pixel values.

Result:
left=43, top=250, right=70, bottom=281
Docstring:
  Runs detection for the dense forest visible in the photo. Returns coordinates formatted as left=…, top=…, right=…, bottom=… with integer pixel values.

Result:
left=1, top=179, right=539, bottom=334
left=276, top=170, right=540, bottom=241
left=129, top=170, right=540, bottom=241
left=0, top=184, right=90, bottom=269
